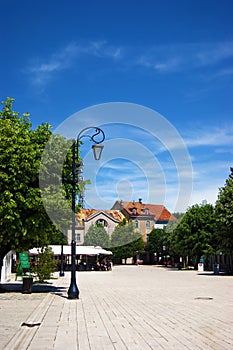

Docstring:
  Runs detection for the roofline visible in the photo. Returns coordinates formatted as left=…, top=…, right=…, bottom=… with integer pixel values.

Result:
left=84, top=210, right=120, bottom=223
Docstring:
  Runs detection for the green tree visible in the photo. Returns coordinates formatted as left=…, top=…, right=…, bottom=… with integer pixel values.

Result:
left=39, top=134, right=74, bottom=235
left=110, top=221, right=144, bottom=263
left=164, top=213, right=184, bottom=260
left=171, top=203, right=217, bottom=267
left=84, top=224, right=110, bottom=248
left=0, top=98, right=72, bottom=278
left=49, top=231, right=68, bottom=245
left=33, top=247, right=56, bottom=282
left=147, top=228, right=166, bottom=260
left=146, top=227, right=172, bottom=264
left=215, top=168, right=233, bottom=254
left=39, top=133, right=92, bottom=233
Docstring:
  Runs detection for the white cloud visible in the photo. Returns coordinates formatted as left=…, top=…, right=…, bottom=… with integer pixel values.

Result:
left=196, top=41, right=233, bottom=66
left=52, top=103, right=231, bottom=213
left=32, top=62, right=61, bottom=73
left=25, top=40, right=233, bottom=90
left=83, top=134, right=231, bottom=212
left=183, top=126, right=233, bottom=148
left=26, top=41, right=123, bottom=88
left=136, top=54, right=183, bottom=73
left=136, top=41, right=233, bottom=74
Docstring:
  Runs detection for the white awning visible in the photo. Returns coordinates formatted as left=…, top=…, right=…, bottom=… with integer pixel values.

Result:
left=29, top=245, right=112, bottom=256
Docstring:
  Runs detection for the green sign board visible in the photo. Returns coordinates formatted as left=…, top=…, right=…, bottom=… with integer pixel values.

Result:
left=19, top=253, right=30, bottom=269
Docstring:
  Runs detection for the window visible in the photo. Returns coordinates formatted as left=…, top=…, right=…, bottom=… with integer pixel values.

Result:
left=134, top=220, right=139, bottom=229
left=96, top=219, right=108, bottom=227
left=132, top=208, right=137, bottom=215
left=146, top=220, right=151, bottom=229
left=76, top=233, right=81, bottom=242
left=145, top=208, right=149, bottom=215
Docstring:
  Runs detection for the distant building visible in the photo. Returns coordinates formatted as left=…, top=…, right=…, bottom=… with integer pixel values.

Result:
left=67, top=209, right=125, bottom=245
left=111, top=198, right=177, bottom=242
left=67, top=199, right=177, bottom=245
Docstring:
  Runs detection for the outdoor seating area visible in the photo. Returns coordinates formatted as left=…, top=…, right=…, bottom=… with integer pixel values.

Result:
left=28, top=245, right=113, bottom=273
left=78, top=257, right=112, bottom=271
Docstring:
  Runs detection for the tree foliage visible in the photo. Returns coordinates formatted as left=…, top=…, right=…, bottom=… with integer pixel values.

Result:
left=83, top=224, right=110, bottom=248
left=0, top=98, right=71, bottom=275
left=0, top=99, right=49, bottom=251
left=147, top=228, right=167, bottom=254
left=33, top=247, right=56, bottom=282
left=110, top=221, right=144, bottom=261
left=39, top=134, right=74, bottom=234
left=215, top=168, right=233, bottom=254
left=171, top=203, right=217, bottom=263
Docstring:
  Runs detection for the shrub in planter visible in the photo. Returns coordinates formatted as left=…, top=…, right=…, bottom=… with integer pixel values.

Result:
left=33, top=247, right=56, bottom=282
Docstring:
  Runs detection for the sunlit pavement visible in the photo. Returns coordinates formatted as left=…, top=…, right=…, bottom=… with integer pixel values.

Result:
left=1, top=265, right=233, bottom=349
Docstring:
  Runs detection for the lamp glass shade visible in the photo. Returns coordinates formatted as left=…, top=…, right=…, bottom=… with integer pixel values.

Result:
left=92, top=144, right=104, bottom=160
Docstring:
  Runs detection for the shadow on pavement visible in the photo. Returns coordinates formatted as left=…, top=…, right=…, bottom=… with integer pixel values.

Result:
left=155, top=265, right=232, bottom=275
left=0, top=282, right=67, bottom=293
left=197, top=272, right=231, bottom=277
left=52, top=292, right=70, bottom=299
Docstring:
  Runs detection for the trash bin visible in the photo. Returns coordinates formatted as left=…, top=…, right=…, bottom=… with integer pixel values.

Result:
left=213, top=264, right=220, bottom=275
left=22, top=277, right=33, bottom=294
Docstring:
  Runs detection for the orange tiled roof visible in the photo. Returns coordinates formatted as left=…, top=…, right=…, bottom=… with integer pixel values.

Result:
left=76, top=209, right=98, bottom=221
left=146, top=204, right=177, bottom=221
left=76, top=209, right=125, bottom=222
left=115, top=200, right=177, bottom=222
left=104, top=210, right=125, bottom=222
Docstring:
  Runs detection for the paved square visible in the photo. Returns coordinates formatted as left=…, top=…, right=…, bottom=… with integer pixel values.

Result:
left=1, top=265, right=233, bottom=349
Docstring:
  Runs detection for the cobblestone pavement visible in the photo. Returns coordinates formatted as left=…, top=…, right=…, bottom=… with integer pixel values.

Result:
left=0, top=265, right=233, bottom=349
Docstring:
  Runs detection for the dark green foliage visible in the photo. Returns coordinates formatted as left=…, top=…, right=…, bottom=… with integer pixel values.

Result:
left=83, top=224, right=110, bottom=248
left=171, top=203, right=217, bottom=263
left=110, top=221, right=144, bottom=261
left=0, top=98, right=52, bottom=254
left=0, top=98, right=72, bottom=277
left=215, top=168, right=233, bottom=254
left=110, top=221, right=137, bottom=247
left=112, top=236, right=144, bottom=263
left=147, top=228, right=167, bottom=255
left=49, top=231, right=68, bottom=245
left=33, top=247, right=56, bottom=282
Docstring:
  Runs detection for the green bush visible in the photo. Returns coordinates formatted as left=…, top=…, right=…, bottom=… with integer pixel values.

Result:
left=33, top=247, right=56, bottom=282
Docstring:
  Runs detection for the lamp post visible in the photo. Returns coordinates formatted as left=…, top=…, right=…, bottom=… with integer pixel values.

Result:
left=68, top=127, right=105, bottom=299
left=59, top=232, right=65, bottom=277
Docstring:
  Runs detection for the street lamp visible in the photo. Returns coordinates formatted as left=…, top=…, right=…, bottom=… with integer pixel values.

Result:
left=68, top=127, right=105, bottom=299
left=59, top=232, right=65, bottom=277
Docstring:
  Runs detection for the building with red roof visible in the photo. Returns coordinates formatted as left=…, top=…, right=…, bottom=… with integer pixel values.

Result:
left=67, top=199, right=177, bottom=245
left=111, top=198, right=177, bottom=242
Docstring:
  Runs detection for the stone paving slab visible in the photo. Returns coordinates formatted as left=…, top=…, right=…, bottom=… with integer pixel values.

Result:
left=0, top=266, right=233, bottom=349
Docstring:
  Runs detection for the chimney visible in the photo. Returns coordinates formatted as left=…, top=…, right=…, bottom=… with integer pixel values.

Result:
left=139, top=198, right=142, bottom=204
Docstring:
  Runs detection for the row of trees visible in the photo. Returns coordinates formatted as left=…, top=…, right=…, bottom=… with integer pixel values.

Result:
left=147, top=169, right=233, bottom=269
left=83, top=167, right=233, bottom=268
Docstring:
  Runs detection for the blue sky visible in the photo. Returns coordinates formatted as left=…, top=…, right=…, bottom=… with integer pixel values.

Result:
left=1, top=0, right=233, bottom=213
